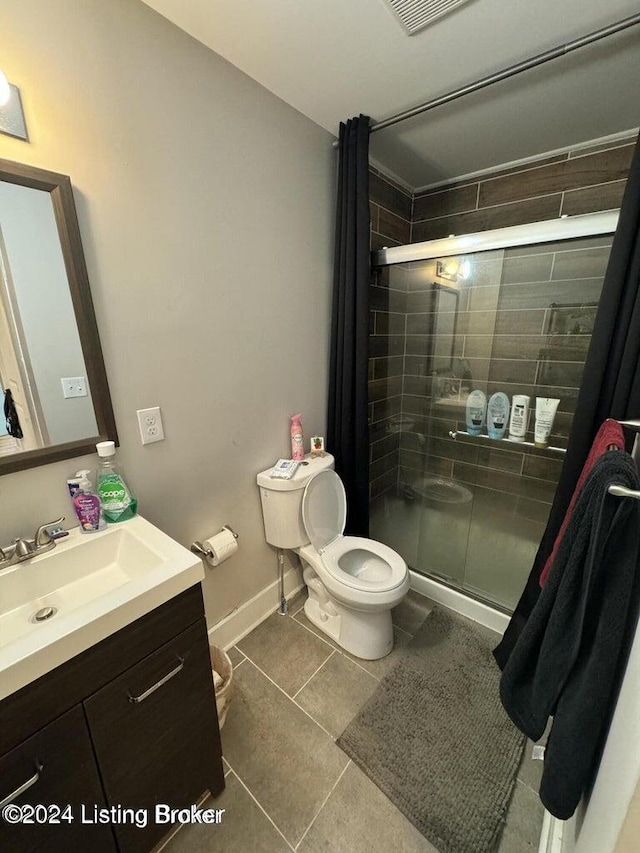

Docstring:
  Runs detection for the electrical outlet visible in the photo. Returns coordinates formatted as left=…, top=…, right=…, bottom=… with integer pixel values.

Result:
left=61, top=376, right=88, bottom=398
left=136, top=406, right=165, bottom=445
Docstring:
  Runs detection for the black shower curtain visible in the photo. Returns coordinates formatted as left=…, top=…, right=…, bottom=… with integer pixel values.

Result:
left=327, top=115, right=371, bottom=536
left=495, top=137, right=640, bottom=669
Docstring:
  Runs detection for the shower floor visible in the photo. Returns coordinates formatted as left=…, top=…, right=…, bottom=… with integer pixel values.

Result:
left=371, top=489, right=546, bottom=612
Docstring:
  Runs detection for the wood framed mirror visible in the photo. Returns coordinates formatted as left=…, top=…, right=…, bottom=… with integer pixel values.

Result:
left=0, top=157, right=117, bottom=475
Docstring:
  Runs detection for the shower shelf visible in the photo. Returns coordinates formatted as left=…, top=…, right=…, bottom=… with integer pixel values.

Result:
left=449, top=430, right=567, bottom=454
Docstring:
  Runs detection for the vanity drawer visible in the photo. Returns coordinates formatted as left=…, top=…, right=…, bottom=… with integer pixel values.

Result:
left=84, top=617, right=224, bottom=853
left=0, top=704, right=116, bottom=853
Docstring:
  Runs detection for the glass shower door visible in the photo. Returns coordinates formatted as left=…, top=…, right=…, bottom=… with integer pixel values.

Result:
left=369, top=227, right=613, bottom=613
left=401, top=250, right=504, bottom=591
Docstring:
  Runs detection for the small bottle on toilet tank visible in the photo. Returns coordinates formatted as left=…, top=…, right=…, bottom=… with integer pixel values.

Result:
left=290, top=414, right=304, bottom=461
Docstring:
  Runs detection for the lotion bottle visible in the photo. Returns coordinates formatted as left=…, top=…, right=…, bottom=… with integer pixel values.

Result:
left=508, top=395, right=530, bottom=442
left=534, top=398, right=560, bottom=447
left=487, top=392, right=510, bottom=440
left=290, top=414, right=304, bottom=461
left=465, top=390, right=487, bottom=436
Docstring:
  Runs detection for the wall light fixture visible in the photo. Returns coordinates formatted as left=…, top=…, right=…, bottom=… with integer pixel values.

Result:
left=436, top=258, right=472, bottom=283
left=0, top=71, right=28, bottom=141
left=0, top=71, right=10, bottom=107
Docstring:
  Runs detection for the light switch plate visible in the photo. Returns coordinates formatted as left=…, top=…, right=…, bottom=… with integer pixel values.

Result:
left=61, top=376, right=88, bottom=398
left=137, top=406, right=165, bottom=445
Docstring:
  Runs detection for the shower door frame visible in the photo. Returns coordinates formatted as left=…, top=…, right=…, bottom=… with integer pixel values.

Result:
left=371, top=210, right=619, bottom=613
left=373, top=210, right=619, bottom=268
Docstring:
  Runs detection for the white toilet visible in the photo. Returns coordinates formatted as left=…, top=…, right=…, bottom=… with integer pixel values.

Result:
left=257, top=454, right=409, bottom=660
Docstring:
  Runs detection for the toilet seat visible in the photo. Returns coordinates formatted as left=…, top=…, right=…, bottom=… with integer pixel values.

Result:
left=301, top=470, right=407, bottom=594
left=321, top=536, right=408, bottom=593
left=301, top=469, right=347, bottom=552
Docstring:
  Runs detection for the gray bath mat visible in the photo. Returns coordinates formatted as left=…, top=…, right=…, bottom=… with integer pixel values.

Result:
left=337, top=608, right=525, bottom=853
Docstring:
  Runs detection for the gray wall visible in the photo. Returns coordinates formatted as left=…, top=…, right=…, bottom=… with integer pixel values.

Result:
left=0, top=181, right=97, bottom=444
left=0, top=0, right=335, bottom=625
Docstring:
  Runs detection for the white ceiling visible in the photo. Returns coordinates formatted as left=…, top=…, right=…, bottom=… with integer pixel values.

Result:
left=141, top=0, right=640, bottom=188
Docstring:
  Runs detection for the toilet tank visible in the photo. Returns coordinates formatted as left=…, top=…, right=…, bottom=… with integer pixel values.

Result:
left=257, top=453, right=335, bottom=548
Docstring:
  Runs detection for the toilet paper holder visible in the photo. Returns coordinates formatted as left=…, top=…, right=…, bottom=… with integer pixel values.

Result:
left=190, top=525, right=239, bottom=560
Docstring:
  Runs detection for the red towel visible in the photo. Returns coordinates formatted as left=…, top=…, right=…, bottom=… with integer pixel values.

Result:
left=539, top=418, right=625, bottom=587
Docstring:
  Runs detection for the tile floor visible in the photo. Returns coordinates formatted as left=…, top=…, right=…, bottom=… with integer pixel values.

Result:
left=164, top=590, right=545, bottom=853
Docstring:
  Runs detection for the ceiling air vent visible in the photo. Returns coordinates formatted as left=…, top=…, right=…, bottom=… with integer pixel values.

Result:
left=383, top=0, right=473, bottom=35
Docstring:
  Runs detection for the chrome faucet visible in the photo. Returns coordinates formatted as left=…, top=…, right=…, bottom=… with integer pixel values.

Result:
left=0, top=517, right=65, bottom=570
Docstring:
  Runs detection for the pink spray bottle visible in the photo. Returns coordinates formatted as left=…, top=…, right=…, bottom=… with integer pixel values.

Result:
left=290, top=414, right=304, bottom=461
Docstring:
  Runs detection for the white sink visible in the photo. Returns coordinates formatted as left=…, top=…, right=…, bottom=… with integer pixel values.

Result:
left=0, top=516, right=204, bottom=701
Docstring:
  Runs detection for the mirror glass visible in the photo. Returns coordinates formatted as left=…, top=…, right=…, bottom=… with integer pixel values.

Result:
left=0, top=159, right=116, bottom=474
left=0, top=182, right=97, bottom=453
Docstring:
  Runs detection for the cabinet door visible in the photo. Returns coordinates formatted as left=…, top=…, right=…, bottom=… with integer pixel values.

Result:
left=0, top=705, right=116, bottom=853
left=84, top=618, right=224, bottom=853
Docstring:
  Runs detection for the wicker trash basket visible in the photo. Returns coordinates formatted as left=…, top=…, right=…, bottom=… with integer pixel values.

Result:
left=209, top=644, right=234, bottom=728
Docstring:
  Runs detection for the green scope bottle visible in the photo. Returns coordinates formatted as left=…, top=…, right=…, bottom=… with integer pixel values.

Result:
left=95, top=441, right=138, bottom=523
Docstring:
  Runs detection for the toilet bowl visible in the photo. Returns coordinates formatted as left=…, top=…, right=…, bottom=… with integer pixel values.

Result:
left=257, top=455, right=409, bottom=660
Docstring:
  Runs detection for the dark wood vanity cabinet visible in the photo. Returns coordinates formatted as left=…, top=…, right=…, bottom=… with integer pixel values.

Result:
left=0, top=585, right=225, bottom=853
left=0, top=705, right=115, bottom=852
left=85, top=619, right=222, bottom=852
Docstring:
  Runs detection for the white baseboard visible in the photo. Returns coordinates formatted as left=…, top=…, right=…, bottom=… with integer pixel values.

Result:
left=409, top=570, right=510, bottom=635
left=538, top=811, right=565, bottom=853
left=208, top=568, right=304, bottom=651
left=209, top=565, right=510, bottom=650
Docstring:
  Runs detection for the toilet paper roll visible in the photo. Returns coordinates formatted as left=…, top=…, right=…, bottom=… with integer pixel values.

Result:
left=203, top=528, right=238, bottom=566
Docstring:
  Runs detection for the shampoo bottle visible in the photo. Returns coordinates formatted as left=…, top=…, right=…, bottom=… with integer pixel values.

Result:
left=465, top=390, right=487, bottom=436
left=508, top=395, right=530, bottom=442
left=290, top=414, right=304, bottom=461
left=95, top=441, right=138, bottom=523
left=487, top=392, right=510, bottom=440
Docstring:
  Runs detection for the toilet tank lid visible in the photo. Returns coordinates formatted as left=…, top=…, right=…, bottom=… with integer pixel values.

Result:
left=256, top=453, right=335, bottom=491
left=302, top=469, right=346, bottom=552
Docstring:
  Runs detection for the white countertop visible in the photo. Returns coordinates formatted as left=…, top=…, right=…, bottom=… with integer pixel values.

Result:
left=0, top=515, right=204, bottom=702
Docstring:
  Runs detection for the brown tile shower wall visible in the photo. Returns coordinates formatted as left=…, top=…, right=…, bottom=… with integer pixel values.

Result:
left=368, top=135, right=636, bottom=505
left=399, top=135, right=636, bottom=512
left=368, top=168, right=411, bottom=499
left=412, top=136, right=637, bottom=243
left=370, top=168, right=412, bottom=249
left=398, top=235, right=613, bottom=519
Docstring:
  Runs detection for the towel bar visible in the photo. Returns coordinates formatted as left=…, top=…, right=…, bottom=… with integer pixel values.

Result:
left=609, top=421, right=640, bottom=498
left=608, top=484, right=640, bottom=501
